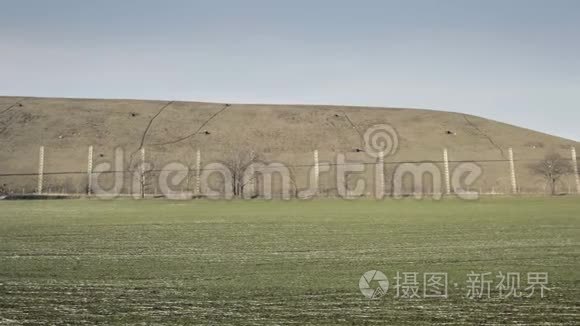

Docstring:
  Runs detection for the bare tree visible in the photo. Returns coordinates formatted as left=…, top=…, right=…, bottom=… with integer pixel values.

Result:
left=222, top=147, right=260, bottom=197
left=287, top=166, right=300, bottom=198
left=180, top=147, right=198, bottom=194
left=128, top=152, right=154, bottom=198
left=529, top=153, right=573, bottom=195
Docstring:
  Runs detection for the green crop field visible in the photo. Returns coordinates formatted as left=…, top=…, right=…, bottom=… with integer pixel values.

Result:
left=0, top=198, right=578, bottom=325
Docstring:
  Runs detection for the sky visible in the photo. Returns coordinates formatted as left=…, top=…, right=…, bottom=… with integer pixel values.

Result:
left=0, top=0, right=578, bottom=140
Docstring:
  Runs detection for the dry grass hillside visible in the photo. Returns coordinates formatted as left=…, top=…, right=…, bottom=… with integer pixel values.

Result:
left=0, top=96, right=578, bottom=196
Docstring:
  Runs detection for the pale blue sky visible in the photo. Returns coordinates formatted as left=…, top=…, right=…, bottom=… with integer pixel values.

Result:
left=0, top=0, right=578, bottom=140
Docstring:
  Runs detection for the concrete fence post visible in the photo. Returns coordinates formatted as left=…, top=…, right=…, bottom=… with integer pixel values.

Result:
left=87, top=146, right=93, bottom=195
left=443, top=148, right=451, bottom=195
left=314, top=150, right=319, bottom=193
left=37, top=146, right=44, bottom=195
left=572, top=147, right=579, bottom=194
left=195, top=149, right=201, bottom=195
left=140, top=147, right=146, bottom=198
left=508, top=148, right=518, bottom=194
left=247, top=157, right=256, bottom=197
left=375, top=151, right=385, bottom=199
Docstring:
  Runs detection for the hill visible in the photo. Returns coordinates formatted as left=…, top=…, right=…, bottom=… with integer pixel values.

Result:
left=0, top=96, right=578, bottom=196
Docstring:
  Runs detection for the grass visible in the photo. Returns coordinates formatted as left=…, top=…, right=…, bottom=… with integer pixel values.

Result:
left=0, top=197, right=578, bottom=325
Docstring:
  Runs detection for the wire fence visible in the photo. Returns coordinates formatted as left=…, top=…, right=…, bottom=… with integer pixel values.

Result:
left=0, top=158, right=574, bottom=177
left=0, top=149, right=578, bottom=198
